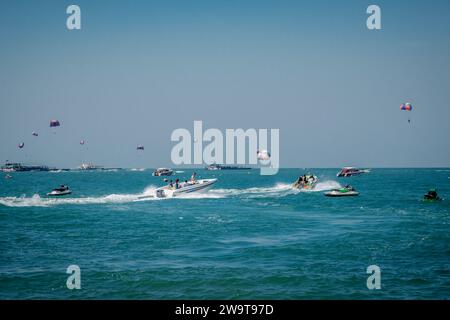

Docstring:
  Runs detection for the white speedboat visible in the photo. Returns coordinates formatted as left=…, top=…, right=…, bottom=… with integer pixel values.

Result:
left=152, top=168, right=174, bottom=176
left=47, top=185, right=72, bottom=196
left=155, top=179, right=217, bottom=198
left=337, top=167, right=370, bottom=177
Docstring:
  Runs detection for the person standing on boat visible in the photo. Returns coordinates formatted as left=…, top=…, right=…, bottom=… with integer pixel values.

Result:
left=190, top=172, right=197, bottom=183
left=175, top=179, right=180, bottom=189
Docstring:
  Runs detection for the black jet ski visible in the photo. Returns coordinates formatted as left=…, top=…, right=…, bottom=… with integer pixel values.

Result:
left=423, top=189, right=442, bottom=202
left=47, top=185, right=72, bottom=196
left=324, top=185, right=359, bottom=197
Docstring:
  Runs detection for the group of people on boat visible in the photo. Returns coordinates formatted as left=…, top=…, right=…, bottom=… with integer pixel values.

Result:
left=167, top=172, right=198, bottom=190
left=293, top=174, right=317, bottom=189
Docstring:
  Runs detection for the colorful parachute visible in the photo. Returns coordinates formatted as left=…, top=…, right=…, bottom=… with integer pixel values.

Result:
left=50, top=120, right=60, bottom=127
left=400, top=103, right=413, bottom=123
left=137, top=145, right=144, bottom=151
left=18, top=142, right=24, bottom=149
left=32, top=132, right=38, bottom=137
left=400, top=103, right=413, bottom=111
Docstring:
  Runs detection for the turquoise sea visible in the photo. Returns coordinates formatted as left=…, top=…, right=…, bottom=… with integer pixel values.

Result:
left=0, top=168, right=449, bottom=299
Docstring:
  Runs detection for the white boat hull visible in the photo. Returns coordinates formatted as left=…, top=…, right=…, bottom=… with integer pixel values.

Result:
left=47, top=190, right=72, bottom=196
left=324, top=190, right=359, bottom=197
left=155, top=179, right=217, bottom=198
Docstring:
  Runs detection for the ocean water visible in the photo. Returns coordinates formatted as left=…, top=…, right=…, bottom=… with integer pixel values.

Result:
left=0, top=168, right=449, bottom=299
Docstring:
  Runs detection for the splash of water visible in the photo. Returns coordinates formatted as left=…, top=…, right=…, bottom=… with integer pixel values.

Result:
left=300, top=180, right=342, bottom=193
left=0, top=182, right=327, bottom=207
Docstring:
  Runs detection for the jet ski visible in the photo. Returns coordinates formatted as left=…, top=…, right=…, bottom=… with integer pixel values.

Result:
left=155, top=179, right=217, bottom=198
left=292, top=175, right=318, bottom=190
left=324, top=185, right=359, bottom=197
left=423, top=189, right=442, bottom=202
left=47, top=185, right=72, bottom=196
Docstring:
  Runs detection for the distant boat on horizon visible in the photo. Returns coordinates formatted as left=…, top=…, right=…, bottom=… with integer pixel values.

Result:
left=79, top=163, right=103, bottom=171
left=206, top=164, right=252, bottom=171
left=1, top=162, right=49, bottom=172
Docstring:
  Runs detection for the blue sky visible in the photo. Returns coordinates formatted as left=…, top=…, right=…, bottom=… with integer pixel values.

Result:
left=1, top=0, right=450, bottom=168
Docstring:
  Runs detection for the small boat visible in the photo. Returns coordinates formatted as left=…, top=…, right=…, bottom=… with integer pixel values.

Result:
left=337, top=167, right=370, bottom=177
left=47, top=185, right=72, bottom=196
left=152, top=168, right=174, bottom=176
left=324, top=185, right=359, bottom=197
left=292, top=175, right=318, bottom=190
left=155, top=179, right=217, bottom=198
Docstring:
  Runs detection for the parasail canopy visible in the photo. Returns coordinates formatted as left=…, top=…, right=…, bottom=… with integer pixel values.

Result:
left=137, top=145, right=144, bottom=150
left=18, top=142, right=24, bottom=149
left=257, top=149, right=270, bottom=161
left=32, top=132, right=38, bottom=137
left=400, top=103, right=413, bottom=111
left=50, top=120, right=61, bottom=127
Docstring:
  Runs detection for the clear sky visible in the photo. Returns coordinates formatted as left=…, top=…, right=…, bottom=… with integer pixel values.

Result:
left=1, top=0, right=449, bottom=168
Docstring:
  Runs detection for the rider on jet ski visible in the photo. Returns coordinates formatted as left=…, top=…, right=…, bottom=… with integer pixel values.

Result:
left=424, top=189, right=441, bottom=201
left=343, top=185, right=355, bottom=191
left=293, top=174, right=317, bottom=189
left=55, top=185, right=69, bottom=192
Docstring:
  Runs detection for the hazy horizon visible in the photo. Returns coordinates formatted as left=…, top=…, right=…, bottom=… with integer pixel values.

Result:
left=1, top=0, right=450, bottom=169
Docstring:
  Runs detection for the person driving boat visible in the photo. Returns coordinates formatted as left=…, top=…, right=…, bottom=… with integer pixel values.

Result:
left=190, top=172, right=197, bottom=183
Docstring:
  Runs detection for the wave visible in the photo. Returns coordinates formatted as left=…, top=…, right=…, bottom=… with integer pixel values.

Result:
left=300, top=180, right=342, bottom=193
left=0, top=182, right=334, bottom=207
left=0, top=185, right=158, bottom=207
left=0, top=193, right=146, bottom=207
left=209, top=183, right=294, bottom=199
